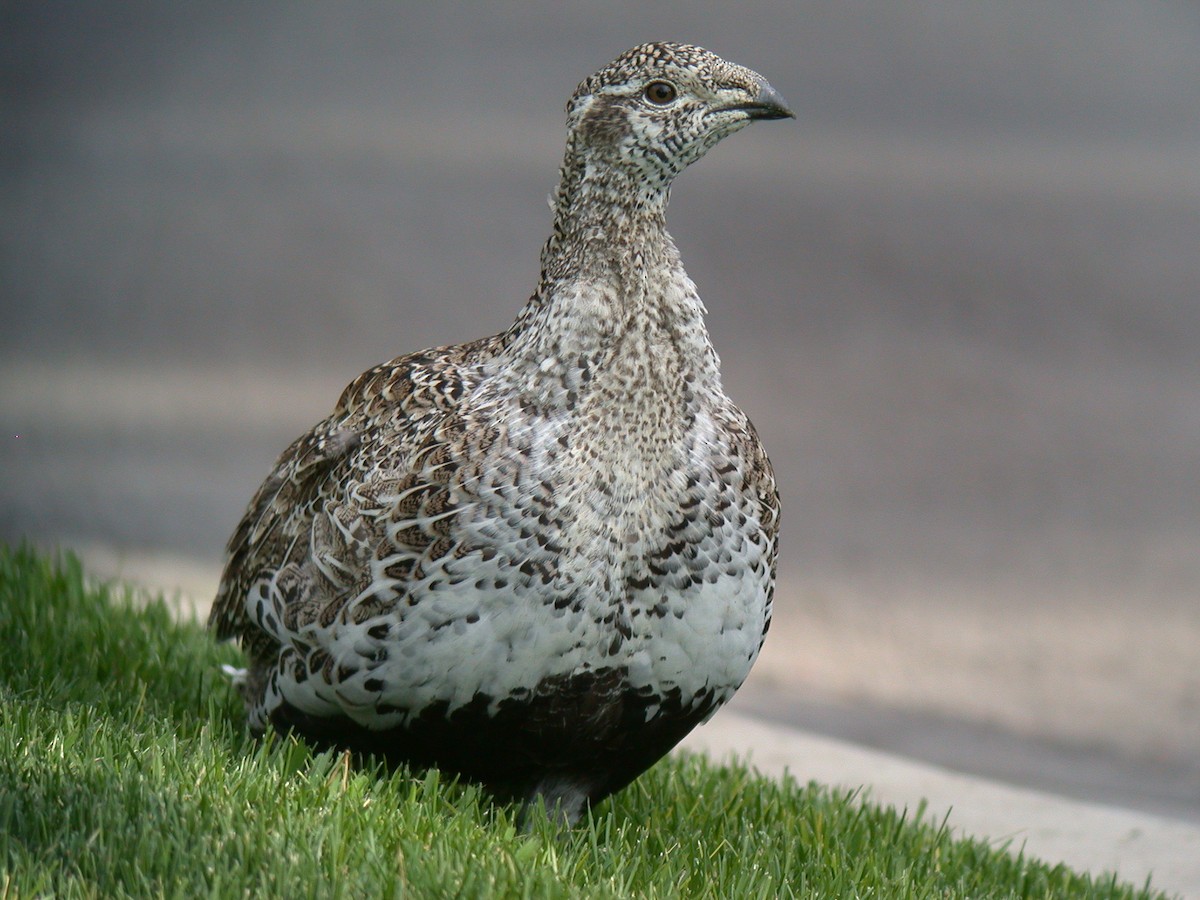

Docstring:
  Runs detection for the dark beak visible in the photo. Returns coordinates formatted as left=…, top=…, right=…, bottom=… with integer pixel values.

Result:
left=718, top=78, right=794, bottom=121
left=743, top=80, right=795, bottom=120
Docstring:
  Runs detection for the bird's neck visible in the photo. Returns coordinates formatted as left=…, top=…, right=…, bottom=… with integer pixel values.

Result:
left=544, top=147, right=675, bottom=292
left=497, top=151, right=720, bottom=400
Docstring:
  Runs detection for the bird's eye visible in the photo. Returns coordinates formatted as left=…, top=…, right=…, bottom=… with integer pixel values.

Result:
left=643, top=81, right=677, bottom=105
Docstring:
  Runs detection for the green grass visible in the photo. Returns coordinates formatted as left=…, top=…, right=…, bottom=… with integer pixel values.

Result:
left=0, top=544, right=1170, bottom=899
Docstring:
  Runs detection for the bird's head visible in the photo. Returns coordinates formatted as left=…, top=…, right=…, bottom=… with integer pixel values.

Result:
left=564, top=42, right=793, bottom=189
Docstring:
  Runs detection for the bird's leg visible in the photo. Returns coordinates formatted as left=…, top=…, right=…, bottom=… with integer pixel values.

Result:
left=519, top=775, right=593, bottom=832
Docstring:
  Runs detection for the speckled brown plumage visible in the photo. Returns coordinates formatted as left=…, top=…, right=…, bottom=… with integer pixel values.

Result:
left=210, top=41, right=790, bottom=826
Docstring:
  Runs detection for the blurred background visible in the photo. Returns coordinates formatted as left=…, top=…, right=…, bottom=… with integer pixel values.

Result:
left=3, top=2, right=1198, bottom=821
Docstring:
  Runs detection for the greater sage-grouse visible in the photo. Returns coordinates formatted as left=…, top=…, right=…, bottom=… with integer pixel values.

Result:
left=211, top=41, right=790, bottom=825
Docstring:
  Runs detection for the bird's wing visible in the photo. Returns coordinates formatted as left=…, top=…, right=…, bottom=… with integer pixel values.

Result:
left=208, top=340, right=494, bottom=658
left=718, top=401, right=781, bottom=568
left=208, top=417, right=360, bottom=649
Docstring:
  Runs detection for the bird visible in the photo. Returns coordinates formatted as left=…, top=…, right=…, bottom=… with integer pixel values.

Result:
left=210, top=41, right=790, bottom=827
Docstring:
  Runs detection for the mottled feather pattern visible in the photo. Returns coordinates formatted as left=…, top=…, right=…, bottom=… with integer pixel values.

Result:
left=211, top=41, right=790, bottom=824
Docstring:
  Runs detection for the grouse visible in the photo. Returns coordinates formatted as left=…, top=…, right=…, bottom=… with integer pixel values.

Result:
left=210, top=41, right=790, bottom=826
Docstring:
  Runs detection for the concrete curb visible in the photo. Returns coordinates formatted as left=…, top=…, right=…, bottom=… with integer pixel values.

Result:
left=682, top=711, right=1200, bottom=898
